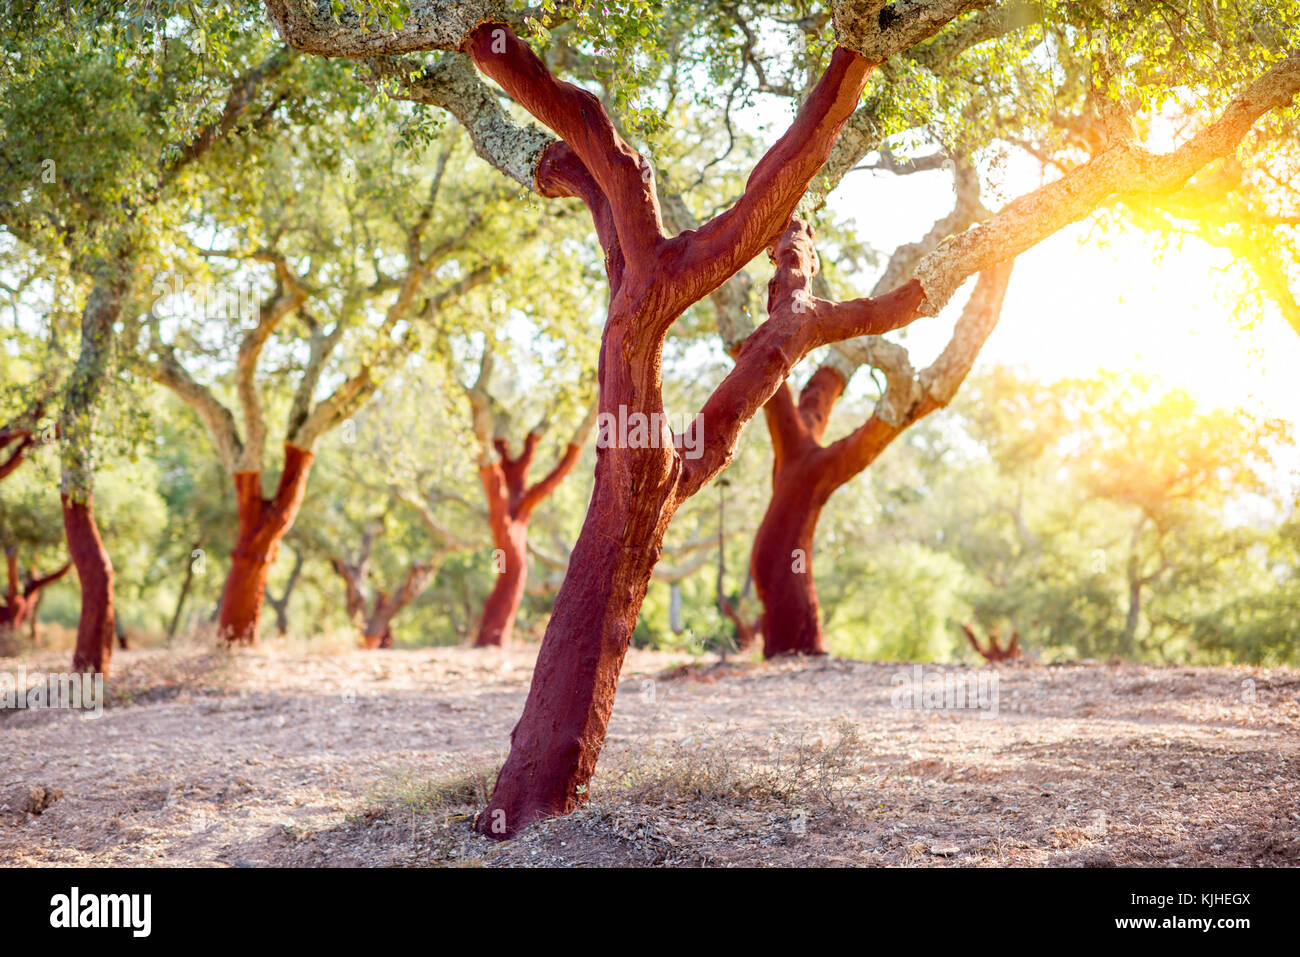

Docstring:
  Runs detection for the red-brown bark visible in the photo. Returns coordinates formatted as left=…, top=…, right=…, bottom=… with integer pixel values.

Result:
left=332, top=510, right=452, bottom=649
left=746, top=377, right=962, bottom=657
left=749, top=259, right=1014, bottom=658
left=245, top=5, right=1300, bottom=837
left=475, top=218, right=921, bottom=835
left=963, top=623, right=1022, bottom=663
left=463, top=22, right=929, bottom=839
left=474, top=436, right=582, bottom=648
left=361, top=564, right=436, bottom=649
left=63, top=494, right=115, bottom=675
left=0, top=548, right=70, bottom=636
left=751, top=368, right=848, bottom=657
left=754, top=380, right=938, bottom=657
left=0, top=426, right=36, bottom=481
left=0, top=399, right=56, bottom=481
left=217, top=443, right=314, bottom=644
left=362, top=586, right=395, bottom=650
left=331, top=555, right=393, bottom=648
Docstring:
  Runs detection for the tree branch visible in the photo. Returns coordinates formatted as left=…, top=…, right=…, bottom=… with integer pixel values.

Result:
left=914, top=52, right=1300, bottom=313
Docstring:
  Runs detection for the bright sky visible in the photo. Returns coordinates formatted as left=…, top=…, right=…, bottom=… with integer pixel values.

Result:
left=828, top=162, right=1300, bottom=429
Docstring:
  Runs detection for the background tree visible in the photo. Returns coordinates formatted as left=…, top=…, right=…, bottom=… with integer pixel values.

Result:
left=1063, top=373, right=1291, bottom=658
left=461, top=348, right=597, bottom=647
left=137, top=116, right=535, bottom=644
left=1, top=1, right=304, bottom=674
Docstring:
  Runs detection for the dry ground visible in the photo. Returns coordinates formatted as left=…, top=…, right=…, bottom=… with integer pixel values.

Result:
left=2, top=641, right=1297, bottom=867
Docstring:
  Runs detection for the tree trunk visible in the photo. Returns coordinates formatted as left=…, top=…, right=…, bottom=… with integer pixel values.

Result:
left=2, top=550, right=74, bottom=642
left=471, top=436, right=583, bottom=648
left=360, top=588, right=392, bottom=650
left=744, top=265, right=1014, bottom=660
left=64, top=494, right=115, bottom=674
left=267, top=548, right=305, bottom=636
left=361, top=561, right=437, bottom=649
left=1, top=551, right=26, bottom=634
left=61, top=278, right=126, bottom=677
left=718, top=594, right=761, bottom=652
left=1122, top=575, right=1142, bottom=659
left=28, top=586, right=41, bottom=642
left=167, top=544, right=199, bottom=640
left=474, top=442, right=678, bottom=837
left=217, top=443, right=314, bottom=644
left=475, top=523, right=528, bottom=647
left=272, top=598, right=290, bottom=636
left=460, top=25, right=891, bottom=839
left=669, top=582, right=684, bottom=635
left=1120, top=517, right=1146, bottom=658
left=748, top=372, right=848, bottom=658
left=0, top=554, right=21, bottom=640
left=751, top=463, right=832, bottom=657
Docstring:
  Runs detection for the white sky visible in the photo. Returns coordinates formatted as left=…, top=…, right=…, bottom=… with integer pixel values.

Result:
left=827, top=162, right=1300, bottom=429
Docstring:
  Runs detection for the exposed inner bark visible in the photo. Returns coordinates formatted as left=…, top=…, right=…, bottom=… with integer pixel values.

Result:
left=963, top=623, right=1022, bottom=662
left=749, top=263, right=1013, bottom=657
left=217, top=443, right=314, bottom=644
left=463, top=22, right=931, bottom=839
left=61, top=279, right=126, bottom=677
left=0, top=548, right=70, bottom=637
left=335, top=489, right=474, bottom=649
left=256, top=2, right=1300, bottom=839
left=361, top=563, right=437, bottom=648
left=474, top=435, right=582, bottom=648
left=752, top=368, right=845, bottom=657
left=63, top=494, right=115, bottom=675
left=0, top=423, right=37, bottom=481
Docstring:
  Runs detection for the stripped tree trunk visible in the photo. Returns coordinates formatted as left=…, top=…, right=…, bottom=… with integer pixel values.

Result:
left=361, top=562, right=439, bottom=649
left=217, top=443, right=313, bottom=644
left=475, top=450, right=530, bottom=648
left=750, top=264, right=1013, bottom=658
left=464, top=24, right=926, bottom=837
left=62, top=280, right=125, bottom=677
left=752, top=369, right=845, bottom=657
left=474, top=434, right=582, bottom=647
left=963, top=623, right=1022, bottom=662
left=64, top=494, right=115, bottom=673
left=0, top=548, right=71, bottom=637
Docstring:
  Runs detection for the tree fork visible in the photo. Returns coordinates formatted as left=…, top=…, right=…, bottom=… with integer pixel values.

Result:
left=217, top=443, right=314, bottom=644
left=963, top=623, right=1022, bottom=663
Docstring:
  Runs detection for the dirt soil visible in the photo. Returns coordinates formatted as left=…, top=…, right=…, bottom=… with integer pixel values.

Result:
left=2, top=644, right=1297, bottom=867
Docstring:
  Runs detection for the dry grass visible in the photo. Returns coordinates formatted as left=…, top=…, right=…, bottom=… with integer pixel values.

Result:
left=614, top=717, right=863, bottom=810
left=362, top=766, right=498, bottom=818
left=3, top=646, right=1298, bottom=867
